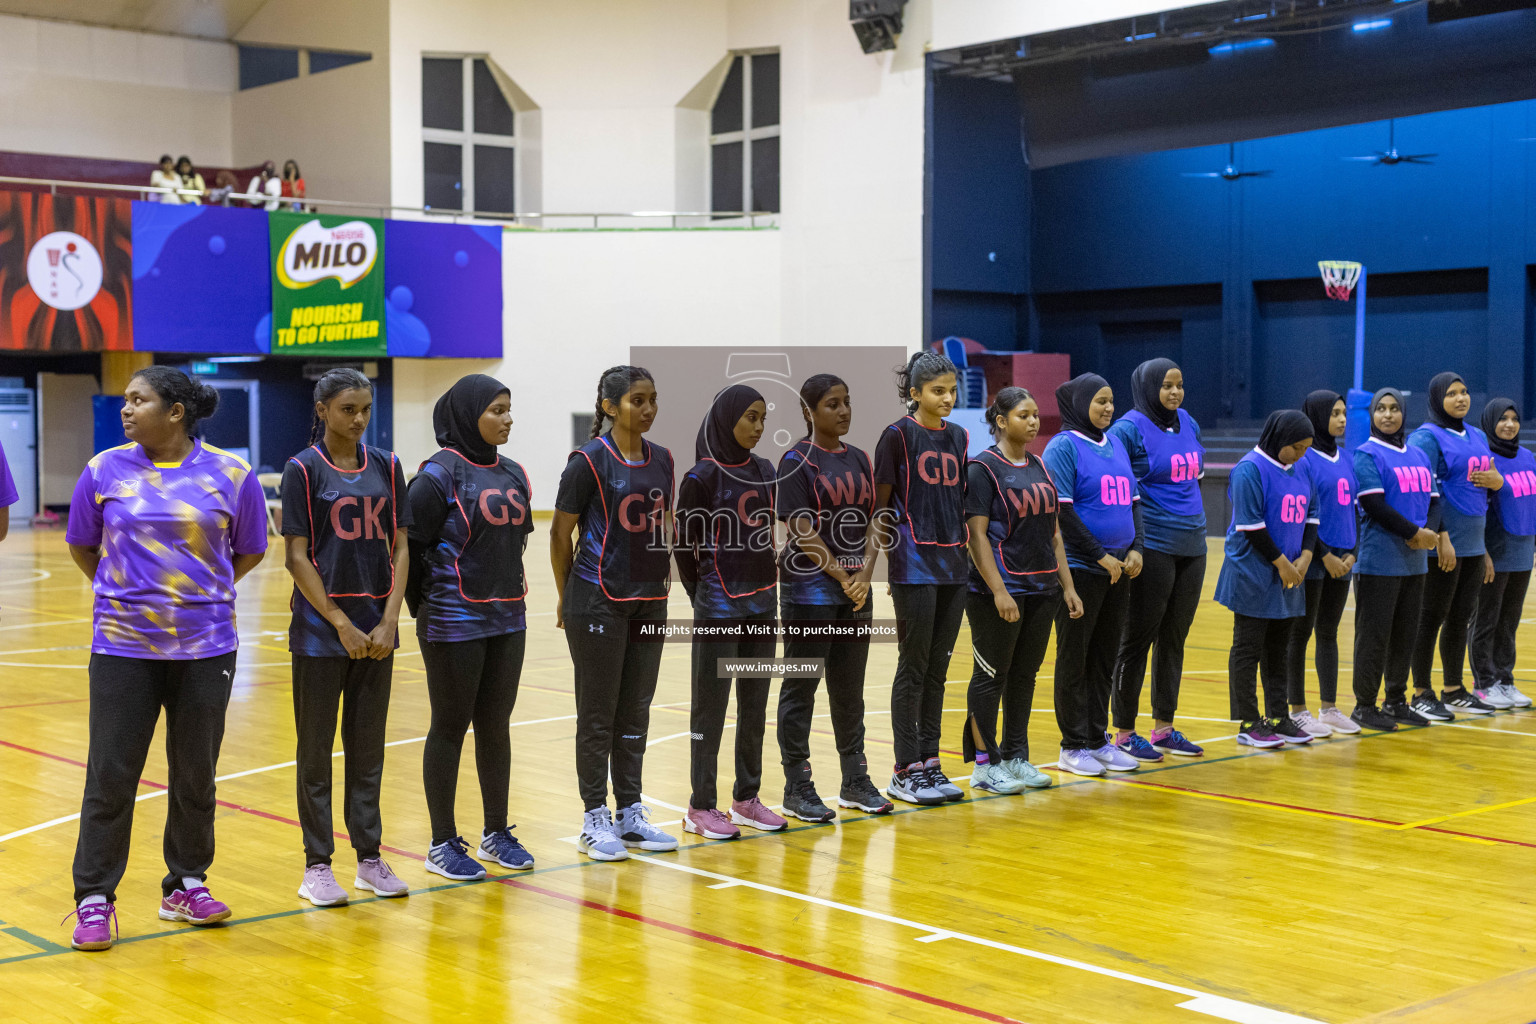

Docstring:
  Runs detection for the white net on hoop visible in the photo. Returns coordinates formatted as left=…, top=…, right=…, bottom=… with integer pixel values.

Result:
left=1318, top=260, right=1362, bottom=301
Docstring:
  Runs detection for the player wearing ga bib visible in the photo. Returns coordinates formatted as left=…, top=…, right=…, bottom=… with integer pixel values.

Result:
left=1471, top=399, right=1536, bottom=708
left=777, top=440, right=874, bottom=605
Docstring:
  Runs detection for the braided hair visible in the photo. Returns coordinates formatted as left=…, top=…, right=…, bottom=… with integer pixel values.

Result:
left=308, top=367, right=374, bottom=444
left=895, top=351, right=958, bottom=413
left=589, top=365, right=655, bottom=439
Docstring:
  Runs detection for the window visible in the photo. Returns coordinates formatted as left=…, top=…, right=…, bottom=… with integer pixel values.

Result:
left=420, top=56, right=518, bottom=215
left=238, top=45, right=370, bottom=89
left=710, top=52, right=780, bottom=215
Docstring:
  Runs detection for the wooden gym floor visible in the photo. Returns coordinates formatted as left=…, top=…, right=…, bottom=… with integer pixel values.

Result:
left=2, top=520, right=1535, bottom=1024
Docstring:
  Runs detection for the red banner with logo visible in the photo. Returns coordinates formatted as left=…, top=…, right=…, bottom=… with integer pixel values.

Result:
left=0, top=191, right=133, bottom=351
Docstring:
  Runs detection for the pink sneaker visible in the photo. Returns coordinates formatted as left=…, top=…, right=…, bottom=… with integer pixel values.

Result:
left=158, top=885, right=231, bottom=925
left=354, top=857, right=409, bottom=897
left=730, top=796, right=787, bottom=832
left=64, top=901, right=116, bottom=951
left=298, top=864, right=348, bottom=907
left=683, top=807, right=739, bottom=840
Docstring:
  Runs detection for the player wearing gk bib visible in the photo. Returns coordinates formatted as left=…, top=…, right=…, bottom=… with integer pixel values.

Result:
left=1470, top=399, right=1536, bottom=709
left=962, top=388, right=1082, bottom=795
left=1408, top=372, right=1502, bottom=718
left=1107, top=359, right=1207, bottom=761
left=282, top=369, right=411, bottom=906
left=1214, top=411, right=1319, bottom=749
left=1043, top=373, right=1144, bottom=778
left=406, top=375, right=535, bottom=881
left=872, top=351, right=970, bottom=806
left=1284, top=391, right=1361, bottom=737
left=64, top=368, right=267, bottom=951
left=675, top=385, right=784, bottom=840
left=775, top=374, right=890, bottom=822
left=552, top=366, right=679, bottom=861
left=1350, top=388, right=1442, bottom=732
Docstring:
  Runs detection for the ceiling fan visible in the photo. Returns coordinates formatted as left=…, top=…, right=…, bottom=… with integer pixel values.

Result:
left=1343, top=120, right=1435, bottom=165
left=1181, top=142, right=1271, bottom=180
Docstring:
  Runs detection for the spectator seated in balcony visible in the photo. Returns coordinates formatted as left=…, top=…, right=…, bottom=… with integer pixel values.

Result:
left=208, top=169, right=239, bottom=207
left=281, top=160, right=307, bottom=212
left=248, top=161, right=282, bottom=211
left=150, top=154, right=182, bottom=203
left=176, top=156, right=206, bottom=205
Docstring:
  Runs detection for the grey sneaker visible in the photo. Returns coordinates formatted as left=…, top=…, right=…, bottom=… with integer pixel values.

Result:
left=923, top=757, right=966, bottom=801
left=969, top=762, right=1026, bottom=794
left=1000, top=757, right=1052, bottom=789
left=618, top=803, right=678, bottom=852
left=578, top=808, right=629, bottom=861
left=887, top=763, right=945, bottom=805
left=298, top=864, right=348, bottom=906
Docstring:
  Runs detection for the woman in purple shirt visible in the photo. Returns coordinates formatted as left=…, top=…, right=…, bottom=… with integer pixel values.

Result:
left=63, top=367, right=268, bottom=952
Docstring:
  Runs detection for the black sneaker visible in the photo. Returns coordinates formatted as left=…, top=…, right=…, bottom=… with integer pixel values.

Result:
left=781, top=780, right=836, bottom=823
left=1382, top=700, right=1429, bottom=727
left=838, top=774, right=894, bottom=815
left=1442, top=687, right=1495, bottom=715
left=1350, top=705, right=1399, bottom=732
left=1410, top=692, right=1455, bottom=722
left=1268, top=716, right=1314, bottom=745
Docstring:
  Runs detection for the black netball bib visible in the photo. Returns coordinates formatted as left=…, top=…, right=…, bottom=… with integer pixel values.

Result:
left=572, top=435, right=675, bottom=601
left=892, top=416, right=967, bottom=546
left=292, top=443, right=398, bottom=598
left=423, top=448, right=533, bottom=601
left=974, top=446, right=1058, bottom=580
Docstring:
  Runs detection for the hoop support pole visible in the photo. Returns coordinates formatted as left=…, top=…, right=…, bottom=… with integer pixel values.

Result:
left=1352, top=265, right=1367, bottom=392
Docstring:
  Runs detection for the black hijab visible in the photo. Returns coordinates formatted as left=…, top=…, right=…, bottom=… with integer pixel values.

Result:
left=433, top=373, right=508, bottom=463
left=1302, top=389, right=1342, bottom=457
left=1483, top=398, right=1522, bottom=459
left=1257, top=409, right=1313, bottom=462
left=696, top=383, right=764, bottom=464
left=1370, top=387, right=1407, bottom=447
left=1056, top=373, right=1111, bottom=443
left=1131, top=358, right=1181, bottom=433
left=1426, top=371, right=1466, bottom=431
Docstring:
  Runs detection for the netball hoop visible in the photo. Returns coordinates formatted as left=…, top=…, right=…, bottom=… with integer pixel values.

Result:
left=1319, top=259, right=1369, bottom=449
left=1318, top=260, right=1362, bottom=302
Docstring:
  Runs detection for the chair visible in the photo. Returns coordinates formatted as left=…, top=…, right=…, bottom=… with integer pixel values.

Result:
left=257, top=472, right=282, bottom=535
left=941, top=336, right=988, bottom=410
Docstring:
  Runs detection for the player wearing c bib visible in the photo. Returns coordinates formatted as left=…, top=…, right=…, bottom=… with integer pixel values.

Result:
left=282, top=369, right=411, bottom=906
left=1214, top=411, right=1319, bottom=749
left=1470, top=399, right=1536, bottom=709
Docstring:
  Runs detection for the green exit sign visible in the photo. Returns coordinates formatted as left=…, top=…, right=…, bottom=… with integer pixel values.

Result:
left=190, top=361, right=218, bottom=375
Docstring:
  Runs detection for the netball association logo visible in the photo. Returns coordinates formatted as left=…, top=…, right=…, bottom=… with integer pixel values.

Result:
left=26, top=232, right=104, bottom=311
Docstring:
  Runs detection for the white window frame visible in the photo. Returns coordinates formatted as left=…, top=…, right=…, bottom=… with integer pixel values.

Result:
left=421, top=54, right=518, bottom=215
left=709, top=49, right=780, bottom=215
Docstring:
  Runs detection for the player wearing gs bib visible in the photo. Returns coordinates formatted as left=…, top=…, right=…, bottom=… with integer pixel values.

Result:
left=1214, top=411, right=1319, bottom=749
left=962, top=388, right=1082, bottom=795
left=774, top=375, right=890, bottom=823
left=405, top=375, right=535, bottom=881
left=1106, top=358, right=1207, bottom=761
left=1408, top=371, right=1502, bottom=717
left=1470, top=399, right=1536, bottom=709
left=872, top=351, right=970, bottom=806
left=1284, top=391, right=1361, bottom=738
left=1042, top=374, right=1144, bottom=778
left=552, top=365, right=679, bottom=861
left=675, top=385, right=784, bottom=840
left=282, top=369, right=411, bottom=906
left=1350, top=388, right=1443, bottom=732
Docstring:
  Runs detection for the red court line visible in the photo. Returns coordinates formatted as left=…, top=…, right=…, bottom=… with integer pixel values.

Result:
left=502, top=876, right=1029, bottom=1024
left=1115, top=777, right=1401, bottom=825
left=1419, top=826, right=1536, bottom=850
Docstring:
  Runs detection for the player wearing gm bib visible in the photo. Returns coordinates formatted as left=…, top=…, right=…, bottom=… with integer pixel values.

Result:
left=552, top=365, right=679, bottom=861
left=1284, top=391, right=1362, bottom=738
left=1350, top=387, right=1443, bottom=732
left=1042, top=373, right=1144, bottom=778
left=282, top=368, right=411, bottom=906
left=1214, top=411, right=1319, bottom=750
left=406, top=375, right=536, bottom=882
left=872, top=351, right=970, bottom=806
left=1408, top=371, right=1503, bottom=717
left=674, top=385, right=785, bottom=841
left=1470, top=399, right=1536, bottom=709
left=1107, top=358, right=1208, bottom=761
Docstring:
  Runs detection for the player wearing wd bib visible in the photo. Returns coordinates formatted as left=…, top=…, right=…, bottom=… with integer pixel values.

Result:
left=1471, top=399, right=1536, bottom=709
left=1107, top=358, right=1208, bottom=761
left=675, top=385, right=785, bottom=840
left=1214, top=411, right=1319, bottom=749
left=552, top=365, right=679, bottom=861
left=1409, top=371, right=1503, bottom=716
left=1284, top=391, right=1362, bottom=737
left=1350, top=388, right=1443, bottom=732
left=1042, top=373, right=1143, bottom=778
left=406, top=375, right=536, bottom=881
left=281, top=369, right=410, bottom=906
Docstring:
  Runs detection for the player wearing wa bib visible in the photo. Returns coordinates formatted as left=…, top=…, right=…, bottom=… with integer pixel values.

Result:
left=1470, top=399, right=1536, bottom=709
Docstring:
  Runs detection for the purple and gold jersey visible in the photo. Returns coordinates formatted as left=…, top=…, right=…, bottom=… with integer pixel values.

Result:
left=66, top=439, right=268, bottom=659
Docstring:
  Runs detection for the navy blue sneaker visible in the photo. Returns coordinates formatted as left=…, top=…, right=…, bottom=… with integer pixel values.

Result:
left=1114, top=732, right=1164, bottom=763
left=425, top=836, right=486, bottom=881
left=1150, top=729, right=1204, bottom=757
left=477, top=827, right=534, bottom=870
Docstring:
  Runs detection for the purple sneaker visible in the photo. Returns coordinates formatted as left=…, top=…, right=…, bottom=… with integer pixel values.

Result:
left=65, top=901, right=116, bottom=951
left=297, top=864, right=348, bottom=907
left=354, top=857, right=409, bottom=897
left=729, top=796, right=788, bottom=832
left=683, top=807, right=739, bottom=840
left=158, top=885, right=231, bottom=925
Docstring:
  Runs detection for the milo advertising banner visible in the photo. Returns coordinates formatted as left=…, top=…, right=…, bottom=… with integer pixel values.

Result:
left=269, top=211, right=385, bottom=356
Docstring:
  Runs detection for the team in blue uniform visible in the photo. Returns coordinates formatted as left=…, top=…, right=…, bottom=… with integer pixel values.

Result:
left=1471, top=399, right=1536, bottom=708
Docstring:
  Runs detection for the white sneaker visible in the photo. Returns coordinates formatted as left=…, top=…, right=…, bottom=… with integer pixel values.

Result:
left=1476, top=686, right=1515, bottom=710
left=1088, top=743, right=1139, bottom=772
left=1057, top=749, right=1105, bottom=777
left=1290, top=709, right=1333, bottom=738
left=1497, top=682, right=1532, bottom=708
left=1318, top=706, right=1360, bottom=734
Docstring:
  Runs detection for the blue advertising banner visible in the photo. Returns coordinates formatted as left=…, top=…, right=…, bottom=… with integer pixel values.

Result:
left=383, top=220, right=502, bottom=357
left=130, top=202, right=271, bottom=353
